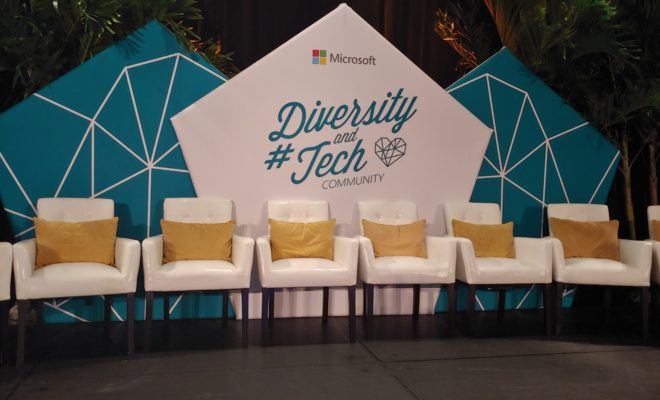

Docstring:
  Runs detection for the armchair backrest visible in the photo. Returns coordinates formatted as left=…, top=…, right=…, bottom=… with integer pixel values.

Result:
left=37, top=198, right=114, bottom=221
left=164, top=198, right=232, bottom=223
left=358, top=201, right=417, bottom=235
left=268, top=200, right=329, bottom=223
left=443, top=202, right=501, bottom=236
left=648, top=205, right=660, bottom=240
left=546, top=203, right=609, bottom=236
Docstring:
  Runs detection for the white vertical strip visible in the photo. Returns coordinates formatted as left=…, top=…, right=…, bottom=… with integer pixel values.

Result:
left=125, top=72, right=150, bottom=161
left=0, top=152, right=37, bottom=214
left=150, top=55, right=180, bottom=163
left=486, top=76, right=503, bottom=171
left=54, top=122, right=92, bottom=197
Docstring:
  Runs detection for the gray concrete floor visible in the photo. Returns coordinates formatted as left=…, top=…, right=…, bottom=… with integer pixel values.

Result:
left=1, top=306, right=659, bottom=399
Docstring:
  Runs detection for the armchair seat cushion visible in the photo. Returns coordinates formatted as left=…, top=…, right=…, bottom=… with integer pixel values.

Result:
left=557, top=258, right=649, bottom=286
left=470, top=258, right=550, bottom=285
left=262, top=258, right=354, bottom=288
left=147, top=260, right=249, bottom=291
left=21, top=262, right=132, bottom=299
left=362, top=256, right=453, bottom=285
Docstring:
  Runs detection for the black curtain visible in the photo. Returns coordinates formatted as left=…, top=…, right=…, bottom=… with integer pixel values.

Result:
left=198, top=0, right=460, bottom=87
left=0, top=199, right=13, bottom=243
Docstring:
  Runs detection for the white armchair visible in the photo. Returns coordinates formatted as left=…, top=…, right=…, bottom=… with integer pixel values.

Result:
left=358, top=201, right=457, bottom=336
left=548, top=204, right=652, bottom=338
left=1, top=242, right=10, bottom=365
left=443, top=202, right=553, bottom=335
left=256, top=201, right=358, bottom=342
left=142, top=198, right=254, bottom=348
left=12, top=198, right=140, bottom=365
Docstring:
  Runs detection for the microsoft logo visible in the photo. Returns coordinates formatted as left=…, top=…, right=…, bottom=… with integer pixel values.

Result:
left=312, top=49, right=327, bottom=65
left=311, top=49, right=376, bottom=66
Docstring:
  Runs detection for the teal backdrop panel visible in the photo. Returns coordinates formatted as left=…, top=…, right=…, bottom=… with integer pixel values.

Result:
left=0, top=21, right=231, bottom=322
left=439, top=48, right=619, bottom=312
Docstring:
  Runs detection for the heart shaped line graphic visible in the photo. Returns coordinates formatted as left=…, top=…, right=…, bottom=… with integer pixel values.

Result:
left=374, top=137, right=407, bottom=167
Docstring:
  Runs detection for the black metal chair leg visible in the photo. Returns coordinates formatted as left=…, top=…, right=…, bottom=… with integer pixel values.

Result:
left=362, top=284, right=367, bottom=317
left=163, top=293, right=170, bottom=322
left=126, top=293, right=135, bottom=355
left=467, top=284, right=476, bottom=335
left=322, top=287, right=329, bottom=325
left=0, top=300, right=8, bottom=366
left=222, top=290, right=229, bottom=328
left=16, top=300, right=28, bottom=367
left=412, top=284, right=420, bottom=321
left=241, top=288, right=249, bottom=347
left=268, top=289, right=275, bottom=328
left=365, top=283, right=374, bottom=338
left=261, top=288, right=270, bottom=342
left=144, top=291, right=153, bottom=352
left=603, top=286, right=612, bottom=327
left=555, top=283, right=565, bottom=336
left=447, top=283, right=456, bottom=336
left=642, top=286, right=650, bottom=341
left=544, top=283, right=552, bottom=336
left=104, top=295, right=112, bottom=336
left=497, top=289, right=506, bottom=324
left=348, top=285, right=356, bottom=343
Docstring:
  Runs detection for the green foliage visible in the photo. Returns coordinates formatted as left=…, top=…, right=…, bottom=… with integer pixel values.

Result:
left=435, top=0, right=660, bottom=237
left=436, top=1, right=640, bottom=114
left=0, top=0, right=238, bottom=112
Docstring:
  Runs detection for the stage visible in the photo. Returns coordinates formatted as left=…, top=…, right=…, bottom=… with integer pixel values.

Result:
left=1, top=307, right=657, bottom=399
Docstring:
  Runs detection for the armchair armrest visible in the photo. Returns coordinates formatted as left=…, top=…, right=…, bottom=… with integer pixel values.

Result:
left=142, top=235, right=163, bottom=290
left=426, top=236, right=456, bottom=276
left=115, top=238, right=141, bottom=290
left=13, top=239, right=36, bottom=280
left=514, top=237, right=552, bottom=273
left=619, top=239, right=652, bottom=277
left=333, top=236, right=359, bottom=278
left=356, top=236, right=375, bottom=283
left=232, top=234, right=255, bottom=278
left=256, top=236, right=273, bottom=287
left=547, top=237, right=566, bottom=278
left=0, top=242, right=11, bottom=301
left=13, top=239, right=36, bottom=299
left=453, top=237, right=477, bottom=283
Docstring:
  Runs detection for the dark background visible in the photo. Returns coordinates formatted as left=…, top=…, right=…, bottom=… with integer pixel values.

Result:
left=198, top=0, right=460, bottom=87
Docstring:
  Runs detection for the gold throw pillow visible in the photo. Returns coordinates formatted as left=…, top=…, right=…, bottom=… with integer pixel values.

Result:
left=549, top=217, right=619, bottom=260
left=161, top=220, right=234, bottom=263
left=269, top=219, right=335, bottom=261
left=34, top=217, right=118, bottom=268
left=651, top=220, right=660, bottom=241
left=452, top=220, right=515, bottom=258
left=361, top=219, right=427, bottom=257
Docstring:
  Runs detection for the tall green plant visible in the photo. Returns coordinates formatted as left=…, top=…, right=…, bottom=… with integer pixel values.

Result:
left=0, top=0, right=238, bottom=112
left=435, top=0, right=652, bottom=238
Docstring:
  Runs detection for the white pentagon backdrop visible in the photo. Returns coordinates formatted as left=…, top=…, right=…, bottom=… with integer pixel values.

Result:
left=172, top=4, right=492, bottom=319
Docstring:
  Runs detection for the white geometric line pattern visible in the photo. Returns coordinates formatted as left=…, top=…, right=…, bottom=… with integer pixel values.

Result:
left=449, top=72, right=619, bottom=308
left=1, top=52, right=226, bottom=321
left=449, top=73, right=619, bottom=228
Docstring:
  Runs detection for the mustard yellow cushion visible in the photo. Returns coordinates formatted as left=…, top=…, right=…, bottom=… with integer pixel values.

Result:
left=651, top=220, right=660, bottom=241
left=269, top=219, right=335, bottom=261
left=161, top=220, right=234, bottom=263
left=549, top=217, right=619, bottom=260
left=452, top=220, right=515, bottom=258
left=34, top=217, right=118, bottom=268
left=361, top=219, right=427, bottom=257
